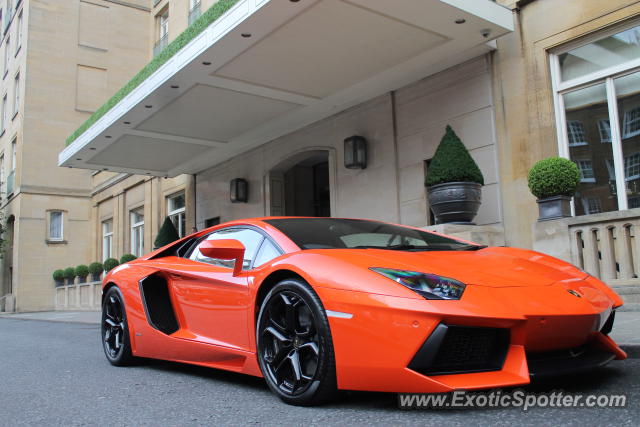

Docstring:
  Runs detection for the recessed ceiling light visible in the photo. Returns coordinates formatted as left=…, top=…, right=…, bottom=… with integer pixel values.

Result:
left=241, top=33, right=252, bottom=38
left=124, top=121, right=131, bottom=125
left=103, top=168, right=109, bottom=171
left=145, top=105, right=153, bottom=108
left=170, top=85, right=180, bottom=89
left=90, top=147, right=96, bottom=151
left=105, top=135, right=112, bottom=139
left=202, top=61, right=211, bottom=66
left=76, top=158, right=82, bottom=161
left=455, top=18, right=466, bottom=24
left=290, top=0, right=300, bottom=2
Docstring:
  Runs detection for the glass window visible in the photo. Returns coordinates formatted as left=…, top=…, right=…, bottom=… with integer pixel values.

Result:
left=562, top=83, right=619, bottom=215
left=253, top=239, right=281, bottom=268
left=102, top=220, right=113, bottom=260
left=598, top=119, right=611, bottom=142
left=615, top=72, right=640, bottom=205
left=13, top=71, right=19, bottom=115
left=575, top=159, right=596, bottom=183
left=130, top=208, right=144, bottom=257
left=49, top=211, right=63, bottom=241
left=265, top=218, right=475, bottom=251
left=190, top=228, right=264, bottom=270
left=4, top=36, right=9, bottom=76
left=559, top=25, right=640, bottom=81
left=567, top=120, right=587, bottom=146
left=167, top=192, right=186, bottom=238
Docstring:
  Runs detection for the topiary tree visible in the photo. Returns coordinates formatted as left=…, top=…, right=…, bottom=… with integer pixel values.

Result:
left=64, top=267, right=76, bottom=285
left=528, top=157, right=580, bottom=199
left=75, top=265, right=89, bottom=283
left=425, top=125, right=484, bottom=187
left=89, top=262, right=104, bottom=281
left=120, top=253, right=137, bottom=264
left=154, top=216, right=180, bottom=249
left=103, top=258, right=120, bottom=273
left=53, top=269, right=65, bottom=286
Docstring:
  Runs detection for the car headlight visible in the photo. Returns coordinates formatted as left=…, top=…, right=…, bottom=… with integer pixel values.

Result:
left=370, top=267, right=466, bottom=300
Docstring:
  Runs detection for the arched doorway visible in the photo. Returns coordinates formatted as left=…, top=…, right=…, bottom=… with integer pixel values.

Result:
left=267, top=149, right=334, bottom=217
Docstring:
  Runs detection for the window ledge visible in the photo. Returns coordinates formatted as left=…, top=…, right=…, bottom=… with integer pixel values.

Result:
left=2, top=70, right=7, bottom=80
left=11, top=111, right=18, bottom=120
left=14, top=45, right=20, bottom=57
left=46, top=239, right=67, bottom=245
left=0, top=129, right=5, bottom=138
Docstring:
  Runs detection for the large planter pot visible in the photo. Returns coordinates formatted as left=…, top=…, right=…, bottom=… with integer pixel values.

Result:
left=536, top=195, right=572, bottom=221
left=427, top=182, right=482, bottom=224
left=91, top=273, right=102, bottom=282
left=78, top=276, right=87, bottom=284
left=54, top=280, right=64, bottom=287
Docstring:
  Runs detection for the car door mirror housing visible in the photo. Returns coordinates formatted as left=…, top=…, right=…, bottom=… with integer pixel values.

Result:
left=199, top=239, right=246, bottom=275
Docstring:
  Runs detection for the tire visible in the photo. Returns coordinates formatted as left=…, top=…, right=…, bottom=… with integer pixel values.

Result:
left=101, top=286, right=135, bottom=366
left=256, top=278, right=337, bottom=406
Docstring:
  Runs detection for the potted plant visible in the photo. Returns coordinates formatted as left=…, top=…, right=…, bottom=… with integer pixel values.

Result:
left=63, top=267, right=76, bottom=286
left=53, top=269, right=65, bottom=287
left=528, top=157, right=580, bottom=221
left=154, top=216, right=180, bottom=250
left=89, top=262, right=104, bottom=282
left=425, top=125, right=484, bottom=224
left=120, top=253, right=137, bottom=264
left=75, top=265, right=89, bottom=284
left=103, top=258, right=120, bottom=273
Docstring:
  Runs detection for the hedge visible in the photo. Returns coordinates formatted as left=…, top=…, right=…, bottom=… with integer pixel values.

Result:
left=120, top=254, right=137, bottom=264
left=103, top=258, right=120, bottom=272
left=527, top=157, right=581, bottom=199
left=89, top=262, right=104, bottom=275
left=66, top=0, right=240, bottom=146
left=425, top=125, right=484, bottom=187
left=75, top=265, right=89, bottom=279
left=154, top=216, right=181, bottom=249
left=63, top=267, right=76, bottom=281
left=53, top=269, right=64, bottom=282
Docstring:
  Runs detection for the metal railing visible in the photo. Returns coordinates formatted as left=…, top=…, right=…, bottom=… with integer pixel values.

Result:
left=570, top=212, right=640, bottom=286
left=189, top=1, right=202, bottom=26
left=6, top=169, right=14, bottom=195
left=153, top=33, right=168, bottom=57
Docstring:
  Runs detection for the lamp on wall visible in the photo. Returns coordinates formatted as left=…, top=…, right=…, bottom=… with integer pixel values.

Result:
left=230, top=178, right=248, bottom=203
left=344, top=135, right=367, bottom=169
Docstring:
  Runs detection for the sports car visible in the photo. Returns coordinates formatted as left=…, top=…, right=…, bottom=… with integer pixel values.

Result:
left=101, top=217, right=626, bottom=406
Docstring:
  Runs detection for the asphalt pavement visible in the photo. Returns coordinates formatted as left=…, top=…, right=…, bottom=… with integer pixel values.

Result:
left=0, top=317, right=638, bottom=426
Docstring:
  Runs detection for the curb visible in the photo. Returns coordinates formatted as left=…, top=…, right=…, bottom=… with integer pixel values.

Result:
left=0, top=316, right=99, bottom=326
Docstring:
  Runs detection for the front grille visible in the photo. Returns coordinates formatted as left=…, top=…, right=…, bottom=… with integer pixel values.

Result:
left=409, top=324, right=510, bottom=376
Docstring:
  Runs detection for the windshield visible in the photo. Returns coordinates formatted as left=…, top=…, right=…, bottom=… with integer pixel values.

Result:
left=264, top=218, right=482, bottom=251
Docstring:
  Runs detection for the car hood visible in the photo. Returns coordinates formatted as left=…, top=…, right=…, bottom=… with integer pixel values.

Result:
left=339, top=246, right=587, bottom=288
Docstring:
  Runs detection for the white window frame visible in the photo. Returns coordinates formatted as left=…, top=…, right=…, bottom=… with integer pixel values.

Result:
left=15, top=9, right=21, bottom=54
left=48, top=211, right=64, bottom=241
left=167, top=192, right=186, bottom=238
left=13, top=70, right=19, bottom=117
left=3, top=36, right=9, bottom=78
left=575, top=159, right=596, bottom=183
left=1, top=93, right=6, bottom=132
left=598, top=119, right=611, bottom=142
left=11, top=137, right=16, bottom=171
left=0, top=153, right=4, bottom=189
left=566, top=120, right=588, bottom=146
left=130, top=208, right=144, bottom=257
left=159, top=9, right=169, bottom=40
left=102, top=219, right=113, bottom=260
left=549, top=20, right=640, bottom=212
left=624, top=152, right=640, bottom=181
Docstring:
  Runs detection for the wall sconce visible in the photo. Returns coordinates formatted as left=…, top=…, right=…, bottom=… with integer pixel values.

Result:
left=344, top=135, right=367, bottom=169
left=230, top=178, right=248, bottom=203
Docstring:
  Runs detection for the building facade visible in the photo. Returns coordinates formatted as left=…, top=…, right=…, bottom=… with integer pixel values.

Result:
left=0, top=0, right=151, bottom=312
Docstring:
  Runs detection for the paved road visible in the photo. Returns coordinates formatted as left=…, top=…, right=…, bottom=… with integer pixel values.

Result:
left=0, top=318, right=637, bottom=427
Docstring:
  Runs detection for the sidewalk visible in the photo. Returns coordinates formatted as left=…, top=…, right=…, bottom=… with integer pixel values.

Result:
left=1, top=309, right=638, bottom=357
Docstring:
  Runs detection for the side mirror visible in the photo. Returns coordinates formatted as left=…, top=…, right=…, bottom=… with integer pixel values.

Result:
left=199, top=239, right=246, bottom=276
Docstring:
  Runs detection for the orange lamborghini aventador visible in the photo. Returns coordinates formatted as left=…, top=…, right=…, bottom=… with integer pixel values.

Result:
left=101, top=217, right=626, bottom=405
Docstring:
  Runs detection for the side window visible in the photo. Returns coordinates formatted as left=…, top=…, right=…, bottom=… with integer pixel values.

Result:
left=190, top=228, right=264, bottom=270
left=253, top=239, right=281, bottom=268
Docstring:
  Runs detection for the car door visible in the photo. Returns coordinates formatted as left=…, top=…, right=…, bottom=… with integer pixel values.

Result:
left=167, top=227, right=265, bottom=352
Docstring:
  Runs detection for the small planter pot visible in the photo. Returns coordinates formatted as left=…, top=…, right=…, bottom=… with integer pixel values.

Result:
left=78, top=276, right=87, bottom=284
left=54, top=280, right=64, bottom=287
left=427, top=182, right=482, bottom=224
left=91, top=273, right=102, bottom=282
left=536, top=195, right=572, bottom=221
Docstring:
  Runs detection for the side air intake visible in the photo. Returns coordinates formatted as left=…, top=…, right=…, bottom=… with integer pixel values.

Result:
left=139, top=273, right=179, bottom=335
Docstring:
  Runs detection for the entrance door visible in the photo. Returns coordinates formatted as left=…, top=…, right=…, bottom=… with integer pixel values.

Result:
left=268, top=151, right=330, bottom=217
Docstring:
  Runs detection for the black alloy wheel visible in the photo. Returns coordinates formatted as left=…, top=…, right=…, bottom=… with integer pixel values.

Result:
left=101, top=286, right=135, bottom=366
left=257, top=279, right=337, bottom=406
